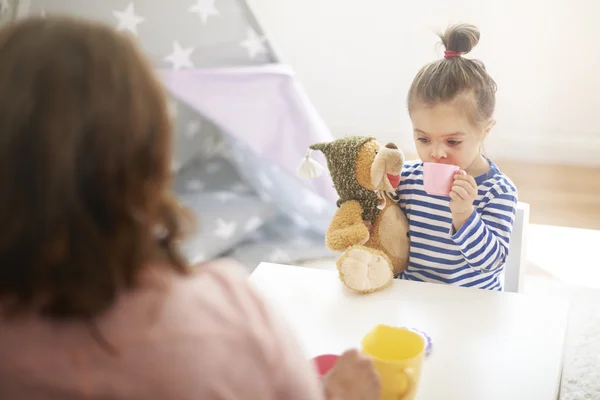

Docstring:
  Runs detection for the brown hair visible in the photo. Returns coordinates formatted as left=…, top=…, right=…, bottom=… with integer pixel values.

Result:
left=407, top=24, right=497, bottom=126
left=0, top=16, right=192, bottom=320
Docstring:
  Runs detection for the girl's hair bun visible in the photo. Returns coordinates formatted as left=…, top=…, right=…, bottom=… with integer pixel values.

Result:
left=439, top=24, right=480, bottom=55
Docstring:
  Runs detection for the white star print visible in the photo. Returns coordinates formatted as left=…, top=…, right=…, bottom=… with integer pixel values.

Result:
left=291, top=213, right=310, bottom=229
left=0, top=0, right=10, bottom=15
left=229, top=148, right=243, bottom=163
left=171, top=159, right=182, bottom=172
left=259, top=191, right=272, bottom=203
left=202, top=137, right=216, bottom=156
left=248, top=229, right=265, bottom=242
left=302, top=189, right=327, bottom=213
left=220, top=148, right=235, bottom=162
left=113, top=3, right=145, bottom=36
left=269, top=248, right=291, bottom=263
left=205, top=161, right=221, bottom=174
left=258, top=172, right=273, bottom=189
left=230, top=182, right=248, bottom=192
left=189, top=0, right=220, bottom=24
left=240, top=27, right=267, bottom=60
left=291, top=235, right=312, bottom=247
left=244, top=216, right=263, bottom=232
left=186, top=179, right=205, bottom=191
left=185, top=120, right=201, bottom=138
left=203, top=134, right=227, bottom=157
left=214, top=219, right=237, bottom=239
left=164, top=41, right=195, bottom=70
left=215, top=191, right=237, bottom=203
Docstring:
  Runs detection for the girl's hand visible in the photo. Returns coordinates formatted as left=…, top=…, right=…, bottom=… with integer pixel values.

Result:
left=449, top=170, right=477, bottom=230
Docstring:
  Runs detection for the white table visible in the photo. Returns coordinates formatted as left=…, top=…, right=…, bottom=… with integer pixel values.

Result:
left=249, top=262, right=570, bottom=400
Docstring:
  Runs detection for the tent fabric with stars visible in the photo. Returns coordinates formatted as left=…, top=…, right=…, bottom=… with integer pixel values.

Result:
left=13, top=0, right=341, bottom=272
left=0, top=0, right=18, bottom=22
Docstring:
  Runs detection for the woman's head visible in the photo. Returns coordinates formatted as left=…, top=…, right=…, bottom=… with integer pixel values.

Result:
left=0, top=16, right=191, bottom=319
left=407, top=24, right=497, bottom=170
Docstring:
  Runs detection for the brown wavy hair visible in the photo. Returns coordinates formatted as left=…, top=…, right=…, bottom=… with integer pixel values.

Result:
left=0, top=16, right=192, bottom=320
left=407, top=23, right=498, bottom=126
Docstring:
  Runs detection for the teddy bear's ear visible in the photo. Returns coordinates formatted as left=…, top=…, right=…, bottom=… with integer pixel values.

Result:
left=296, top=148, right=324, bottom=179
left=370, top=151, right=387, bottom=188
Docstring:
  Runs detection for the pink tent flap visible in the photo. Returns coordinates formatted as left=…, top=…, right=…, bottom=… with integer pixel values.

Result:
left=159, top=64, right=337, bottom=203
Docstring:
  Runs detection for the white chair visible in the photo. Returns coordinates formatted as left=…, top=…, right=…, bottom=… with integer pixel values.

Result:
left=502, top=201, right=530, bottom=293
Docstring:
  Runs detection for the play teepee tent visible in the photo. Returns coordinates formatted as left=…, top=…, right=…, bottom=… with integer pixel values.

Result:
left=4, top=0, right=339, bottom=271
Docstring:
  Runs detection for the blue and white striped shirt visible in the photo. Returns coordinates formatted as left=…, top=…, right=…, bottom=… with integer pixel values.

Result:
left=397, top=159, right=518, bottom=291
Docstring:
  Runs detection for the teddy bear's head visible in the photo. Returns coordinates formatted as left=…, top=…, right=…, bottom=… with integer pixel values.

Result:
left=302, top=136, right=405, bottom=219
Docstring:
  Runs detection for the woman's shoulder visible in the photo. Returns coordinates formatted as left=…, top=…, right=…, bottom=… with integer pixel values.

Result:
left=145, top=258, right=262, bottom=327
left=109, top=259, right=292, bottom=396
left=168, top=258, right=252, bottom=295
left=133, top=259, right=321, bottom=399
left=91, top=259, right=267, bottom=351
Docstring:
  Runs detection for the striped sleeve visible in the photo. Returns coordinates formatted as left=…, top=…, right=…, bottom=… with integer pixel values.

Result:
left=450, top=184, right=518, bottom=272
left=397, top=160, right=421, bottom=212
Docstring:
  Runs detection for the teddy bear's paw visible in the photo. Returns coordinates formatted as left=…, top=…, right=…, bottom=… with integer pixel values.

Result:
left=337, top=246, right=393, bottom=293
left=326, top=224, right=370, bottom=252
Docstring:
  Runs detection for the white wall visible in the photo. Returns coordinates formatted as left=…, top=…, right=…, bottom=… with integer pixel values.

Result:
left=248, top=0, right=600, bottom=166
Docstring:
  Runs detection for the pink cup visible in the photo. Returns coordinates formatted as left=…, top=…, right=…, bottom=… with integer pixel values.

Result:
left=312, top=354, right=339, bottom=377
left=423, top=162, right=460, bottom=196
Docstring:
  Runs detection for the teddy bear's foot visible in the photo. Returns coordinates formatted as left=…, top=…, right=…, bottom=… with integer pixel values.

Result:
left=336, top=245, right=393, bottom=294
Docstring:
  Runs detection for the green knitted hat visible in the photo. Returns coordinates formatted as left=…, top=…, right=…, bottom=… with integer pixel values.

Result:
left=308, top=136, right=380, bottom=221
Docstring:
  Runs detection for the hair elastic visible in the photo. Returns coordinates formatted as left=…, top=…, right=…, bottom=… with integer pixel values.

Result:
left=444, top=50, right=462, bottom=58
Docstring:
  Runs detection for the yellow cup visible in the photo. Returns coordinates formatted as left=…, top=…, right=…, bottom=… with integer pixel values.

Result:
left=361, top=324, right=425, bottom=400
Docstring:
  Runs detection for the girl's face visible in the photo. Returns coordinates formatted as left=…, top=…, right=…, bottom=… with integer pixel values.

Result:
left=410, top=101, right=493, bottom=174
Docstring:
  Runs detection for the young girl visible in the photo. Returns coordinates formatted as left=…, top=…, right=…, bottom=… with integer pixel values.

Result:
left=397, top=24, right=518, bottom=290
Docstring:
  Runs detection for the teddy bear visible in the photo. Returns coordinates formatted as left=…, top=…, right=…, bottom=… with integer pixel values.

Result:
left=298, top=136, right=410, bottom=294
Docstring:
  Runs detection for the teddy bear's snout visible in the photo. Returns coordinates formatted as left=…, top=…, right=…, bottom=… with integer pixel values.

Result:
left=385, top=142, right=398, bottom=149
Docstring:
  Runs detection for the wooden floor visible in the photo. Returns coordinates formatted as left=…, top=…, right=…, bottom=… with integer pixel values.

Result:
left=404, top=154, right=600, bottom=231
left=494, top=160, right=600, bottom=231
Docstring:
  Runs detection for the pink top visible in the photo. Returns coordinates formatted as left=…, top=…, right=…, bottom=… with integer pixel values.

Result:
left=0, top=259, right=323, bottom=399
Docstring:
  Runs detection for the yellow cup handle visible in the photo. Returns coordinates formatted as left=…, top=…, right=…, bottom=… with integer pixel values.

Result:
left=397, top=367, right=416, bottom=400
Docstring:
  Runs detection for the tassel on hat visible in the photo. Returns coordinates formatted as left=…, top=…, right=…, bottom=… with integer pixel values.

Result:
left=296, top=142, right=330, bottom=179
left=296, top=135, right=382, bottom=222
left=297, top=150, right=324, bottom=179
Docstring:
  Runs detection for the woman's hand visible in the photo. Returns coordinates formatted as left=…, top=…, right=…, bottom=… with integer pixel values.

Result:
left=322, top=349, right=380, bottom=400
